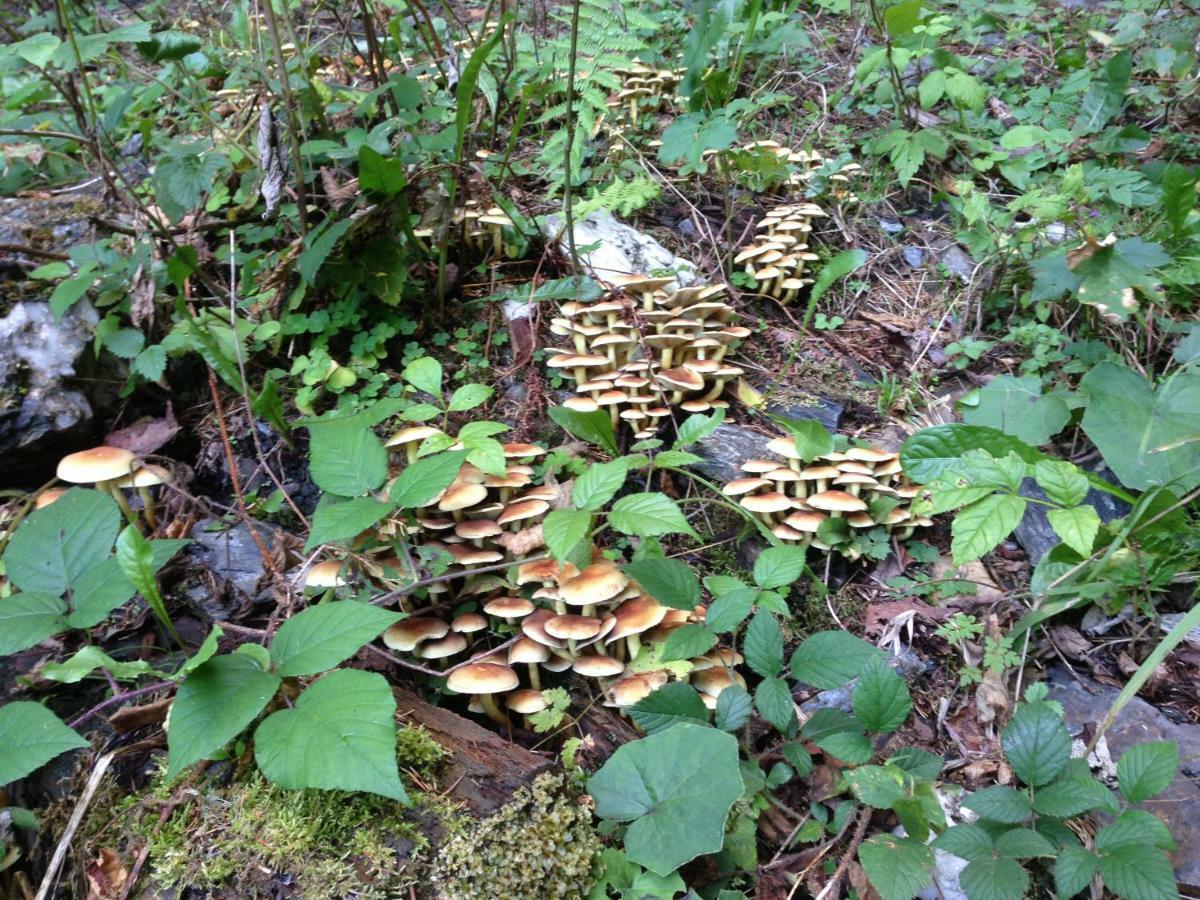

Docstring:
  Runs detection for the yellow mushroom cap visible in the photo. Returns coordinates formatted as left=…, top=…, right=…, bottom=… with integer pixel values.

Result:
left=57, top=446, right=136, bottom=483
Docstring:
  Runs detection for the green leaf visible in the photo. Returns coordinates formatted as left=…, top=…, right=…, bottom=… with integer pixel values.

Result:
left=68, top=540, right=187, bottom=628
left=959, top=857, right=1029, bottom=900
left=269, top=601, right=402, bottom=677
left=629, top=683, right=709, bottom=734
left=994, top=827, right=1056, bottom=858
left=453, top=15, right=507, bottom=166
left=543, top=509, right=592, bottom=562
left=573, top=458, right=631, bottom=511
left=781, top=742, right=814, bottom=776
left=846, top=765, right=907, bottom=809
left=714, top=686, right=752, bottom=732
left=254, top=669, right=408, bottom=802
left=8, top=33, right=62, bottom=68
left=962, top=376, right=1070, bottom=446
left=704, top=587, right=755, bottom=633
left=887, top=747, right=944, bottom=780
left=1055, top=845, right=1099, bottom=898
left=588, top=723, right=743, bottom=876
left=447, top=383, right=493, bottom=412
left=901, top=424, right=1045, bottom=485
left=132, top=344, right=168, bottom=382
left=752, top=545, right=809, bottom=590
left=790, top=631, right=886, bottom=689
left=1032, top=774, right=1115, bottom=817
left=0, top=703, right=89, bottom=786
left=1161, top=163, right=1198, bottom=239
left=357, top=145, right=407, bottom=197
left=1071, top=237, right=1168, bottom=321
left=1033, top=460, right=1089, bottom=508
left=859, top=835, right=934, bottom=900
left=609, top=493, right=697, bottom=539
left=1047, top=506, right=1101, bottom=557
left=308, top=420, right=388, bottom=496
left=305, top=494, right=394, bottom=551
left=804, top=249, right=869, bottom=327
left=548, top=405, right=618, bottom=456
left=934, top=823, right=995, bottom=862
left=884, top=0, right=923, bottom=35
left=674, top=409, right=724, bottom=449
left=177, top=626, right=223, bottom=679
left=1078, top=50, right=1131, bottom=133
left=963, top=786, right=1032, bottom=824
left=754, top=676, right=796, bottom=734
left=40, top=646, right=160, bottom=684
left=389, top=450, right=469, bottom=509
left=1097, top=844, right=1179, bottom=900
left=1117, top=741, right=1178, bottom=803
left=48, top=273, right=93, bottom=318
left=1002, top=701, right=1071, bottom=787
left=137, top=29, right=202, bottom=62
left=622, top=558, right=700, bottom=611
left=153, top=144, right=228, bottom=223
left=1080, top=363, right=1200, bottom=492
left=658, top=111, right=737, bottom=168
left=402, top=356, right=442, bottom=397
left=115, top=525, right=177, bottom=636
left=775, top=417, right=834, bottom=462
left=661, top=623, right=717, bottom=661
left=1096, top=811, right=1177, bottom=853
left=166, top=654, right=281, bottom=780
left=298, top=216, right=354, bottom=285
left=0, top=593, right=68, bottom=655
left=951, top=494, right=1027, bottom=565
left=4, top=488, right=120, bottom=596
left=852, top=657, right=912, bottom=733
left=744, top=610, right=784, bottom=678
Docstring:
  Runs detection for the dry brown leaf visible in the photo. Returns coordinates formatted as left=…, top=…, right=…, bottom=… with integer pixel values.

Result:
left=105, top=404, right=179, bottom=455
left=975, top=667, right=1009, bottom=727
left=85, top=848, right=128, bottom=900
left=107, top=697, right=172, bottom=733
left=128, top=262, right=156, bottom=329
left=494, top=523, right=544, bottom=556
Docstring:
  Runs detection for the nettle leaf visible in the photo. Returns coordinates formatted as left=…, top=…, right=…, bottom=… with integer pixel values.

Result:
left=801, top=709, right=872, bottom=764
left=1002, top=701, right=1071, bottom=787
left=3, top=488, right=120, bottom=596
left=0, top=593, right=68, bottom=655
left=255, top=669, right=408, bottom=802
left=950, top=494, right=1027, bottom=565
left=852, top=657, right=912, bottom=733
left=166, top=653, right=281, bottom=780
left=754, top=676, right=796, bottom=735
left=609, top=493, right=697, bottom=539
left=959, top=857, right=1029, bottom=900
left=305, top=494, right=394, bottom=551
left=543, top=509, right=591, bottom=562
left=752, top=545, right=808, bottom=590
left=308, top=419, right=388, bottom=496
left=888, top=747, right=944, bottom=781
left=1117, top=740, right=1178, bottom=803
left=1034, top=459, right=1089, bottom=508
left=572, top=458, right=632, bottom=511
left=901, top=424, right=1044, bottom=484
left=744, top=610, right=784, bottom=678
left=629, top=683, right=709, bottom=734
left=1096, top=810, right=1177, bottom=853
left=934, top=823, right=995, bottom=862
left=782, top=742, right=814, bottom=777
left=994, top=827, right=1056, bottom=859
left=661, top=623, right=717, bottom=661
left=874, top=127, right=949, bottom=185
left=790, top=631, right=885, bottom=689
left=390, top=450, right=469, bottom=509
left=269, top=601, right=402, bottom=677
left=859, top=835, right=934, bottom=900
left=846, top=764, right=907, bottom=809
left=0, top=703, right=89, bottom=786
left=1097, top=844, right=1178, bottom=900
left=963, top=786, right=1032, bottom=824
left=1055, top=845, right=1099, bottom=899
left=153, top=143, right=229, bottom=222
left=962, top=375, right=1070, bottom=446
left=588, top=723, right=742, bottom=876
left=1032, top=774, right=1116, bottom=817
left=548, top=405, right=619, bottom=455
left=704, top=587, right=755, bottom=633
left=622, top=558, right=700, bottom=611
left=1046, top=506, right=1101, bottom=557
left=714, top=685, right=752, bottom=732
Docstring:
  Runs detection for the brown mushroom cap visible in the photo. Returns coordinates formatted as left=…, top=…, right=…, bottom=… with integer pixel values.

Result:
left=807, top=490, right=868, bottom=512
left=509, top=637, right=551, bottom=665
left=305, top=560, right=346, bottom=588
left=573, top=655, right=626, bottom=677
left=497, top=498, right=549, bottom=526
left=843, top=447, right=896, bottom=463
left=545, top=614, right=604, bottom=641
left=740, top=459, right=781, bottom=474
left=438, top=482, right=489, bottom=512
left=484, top=595, right=535, bottom=618
left=721, top=477, right=772, bottom=497
left=455, top=519, right=504, bottom=541
left=606, top=596, right=669, bottom=642
left=386, top=425, right=445, bottom=449
left=503, top=442, right=547, bottom=459
left=522, top=608, right=567, bottom=649
left=417, top=632, right=469, bottom=659
left=113, top=464, right=170, bottom=489
left=34, top=488, right=68, bottom=509
left=541, top=654, right=574, bottom=673
left=654, top=367, right=705, bottom=393
left=506, top=688, right=549, bottom=714
left=559, top=562, right=629, bottom=607
left=446, top=663, right=519, bottom=695
left=784, top=511, right=827, bottom=532
left=765, top=436, right=802, bottom=461
left=692, top=667, right=746, bottom=697
left=606, top=673, right=662, bottom=707
left=451, top=612, right=489, bottom=633
left=847, top=512, right=876, bottom=528
left=57, top=445, right=136, bottom=483
left=383, top=617, right=449, bottom=652
left=798, top=465, right=840, bottom=482
left=740, top=492, right=794, bottom=514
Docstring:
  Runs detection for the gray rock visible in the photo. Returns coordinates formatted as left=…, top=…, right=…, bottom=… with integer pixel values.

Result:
left=938, top=244, right=975, bottom=282
left=1014, top=465, right=1129, bottom=564
left=694, top=397, right=842, bottom=483
left=878, top=218, right=904, bottom=235
left=1047, top=666, right=1200, bottom=888
left=902, top=246, right=926, bottom=268
left=543, top=208, right=699, bottom=288
left=0, top=300, right=97, bottom=463
left=185, top=518, right=281, bottom=615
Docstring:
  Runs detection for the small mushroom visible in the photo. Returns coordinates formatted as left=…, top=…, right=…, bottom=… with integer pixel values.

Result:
left=446, top=663, right=519, bottom=726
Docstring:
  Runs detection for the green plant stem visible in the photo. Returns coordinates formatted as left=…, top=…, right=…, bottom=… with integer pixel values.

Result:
left=560, top=0, right=582, bottom=273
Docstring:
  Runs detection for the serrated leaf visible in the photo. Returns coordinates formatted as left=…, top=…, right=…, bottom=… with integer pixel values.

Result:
left=951, top=494, right=1027, bottom=564
left=609, top=493, right=697, bottom=539
left=1095, top=810, right=1177, bottom=853
left=269, top=601, right=402, bottom=677
left=255, top=669, right=408, bottom=802
left=790, top=631, right=886, bottom=689
left=704, top=587, right=755, bottom=633
left=1002, top=701, right=1071, bottom=787
left=1033, top=459, right=1089, bottom=508
left=901, top=424, right=1045, bottom=485
left=846, top=765, right=907, bottom=809
left=781, top=742, right=814, bottom=776
left=0, top=703, right=89, bottom=786
left=744, top=610, right=784, bottom=677
left=852, top=657, right=912, bottom=733
left=305, top=494, right=393, bottom=551
left=1031, top=774, right=1115, bottom=817
left=0, top=593, right=68, bottom=655
left=167, top=654, right=280, bottom=780
left=887, top=747, right=944, bottom=780
left=752, top=545, right=808, bottom=590
left=4, top=488, right=120, bottom=596
left=1055, top=844, right=1099, bottom=898
left=622, top=557, right=700, bottom=611
left=389, top=450, right=469, bottom=508
left=1097, top=844, right=1179, bottom=900
left=714, top=685, right=752, bottom=732
left=1117, top=741, right=1178, bottom=803
left=859, top=835, right=934, bottom=900
left=963, top=786, right=1032, bottom=824
left=308, top=420, right=387, bottom=496
left=629, top=682, right=709, bottom=734
left=661, top=623, right=717, bottom=661
left=1047, top=505, right=1101, bottom=557
left=934, top=823, right=995, bottom=862
left=959, top=857, right=1029, bottom=900
left=571, top=458, right=631, bottom=510
left=994, top=827, right=1056, bottom=858
left=674, top=409, right=724, bottom=449
left=754, top=676, right=796, bottom=734
left=543, top=509, right=592, bottom=562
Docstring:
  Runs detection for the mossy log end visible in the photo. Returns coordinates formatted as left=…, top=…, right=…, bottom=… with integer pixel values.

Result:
left=394, top=688, right=555, bottom=816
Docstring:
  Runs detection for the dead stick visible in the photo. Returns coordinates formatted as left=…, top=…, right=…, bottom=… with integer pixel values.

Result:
left=35, top=752, right=116, bottom=900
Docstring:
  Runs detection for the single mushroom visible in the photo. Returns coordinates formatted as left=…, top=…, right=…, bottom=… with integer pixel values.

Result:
left=446, top=663, right=519, bottom=726
left=56, top=445, right=139, bottom=526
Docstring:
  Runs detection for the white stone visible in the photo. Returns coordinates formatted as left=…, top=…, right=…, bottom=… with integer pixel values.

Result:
left=542, top=208, right=698, bottom=289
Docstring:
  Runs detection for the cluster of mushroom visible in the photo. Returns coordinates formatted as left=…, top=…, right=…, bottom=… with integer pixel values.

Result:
left=455, top=200, right=516, bottom=257
left=43, top=445, right=172, bottom=531
left=547, top=276, right=749, bottom=438
left=723, top=437, right=932, bottom=557
left=789, top=152, right=863, bottom=202
left=735, top=202, right=831, bottom=303
left=607, top=64, right=681, bottom=127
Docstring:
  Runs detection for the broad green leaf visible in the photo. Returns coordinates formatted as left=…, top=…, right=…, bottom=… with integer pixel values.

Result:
left=752, top=545, right=808, bottom=590
left=628, top=683, right=709, bottom=734
left=1162, top=163, right=1198, bottom=239
left=8, top=33, right=62, bottom=68
left=1034, top=459, right=1089, bottom=508
left=1071, top=237, right=1168, bottom=321
left=781, top=742, right=814, bottom=776
left=254, top=669, right=408, bottom=802
left=774, top=417, right=834, bottom=461
left=859, top=835, right=934, bottom=900
left=846, top=765, right=907, bottom=809
left=1096, top=844, right=1179, bottom=900
left=609, top=493, right=697, bottom=539
left=622, top=558, right=700, bottom=611
left=68, top=540, right=188, bottom=628
left=166, top=654, right=280, bottom=780
left=40, top=646, right=160, bottom=684
left=1078, top=50, right=1131, bottom=133
left=1080, top=364, right=1200, bottom=492
left=887, top=747, right=944, bottom=780
left=357, top=145, right=407, bottom=197
left=661, top=623, right=717, bottom=661
left=852, top=657, right=912, bottom=733
left=0, top=593, right=67, bottom=655
left=658, top=111, right=737, bottom=168
left=304, top=494, right=393, bottom=551
left=1031, top=774, right=1115, bottom=817
left=704, top=587, right=755, bottom=633
left=588, top=723, right=742, bottom=876
left=308, top=420, right=388, bottom=496
left=1055, top=845, right=1099, bottom=898
left=804, top=249, right=869, bottom=327
left=744, top=610, right=783, bottom=678
left=963, top=786, right=1032, bottom=824
left=177, top=626, right=223, bottom=679
left=1002, top=701, right=1071, bottom=787
left=934, top=823, right=995, bottom=862
left=714, top=686, right=752, bottom=732
left=1047, top=506, right=1101, bottom=557
left=3, top=488, right=120, bottom=596
left=959, top=857, right=1029, bottom=900
left=0, top=703, right=89, bottom=785
left=754, top=676, right=796, bottom=734
left=962, top=375, right=1070, bottom=446
left=674, top=409, right=724, bottom=449
left=269, top=601, right=402, bottom=677
left=543, top=509, right=592, bottom=562
left=994, top=827, right=1056, bottom=859
left=447, top=383, right=493, bottom=412
left=548, top=405, right=618, bottom=456
left=401, top=357, right=443, bottom=398
left=137, top=29, right=202, bottom=62
left=573, top=459, right=632, bottom=511
left=884, top=0, right=923, bottom=35
left=901, top=424, right=1044, bottom=485
left=389, top=450, right=469, bottom=509
left=1117, top=741, right=1178, bottom=803
left=951, top=494, right=1027, bottom=564
left=1095, top=810, right=1177, bottom=853
left=790, top=631, right=885, bottom=689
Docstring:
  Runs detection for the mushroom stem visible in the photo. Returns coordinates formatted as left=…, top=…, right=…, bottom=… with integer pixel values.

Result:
left=526, top=663, right=542, bottom=692
left=625, top=633, right=642, bottom=661
left=102, top=480, right=140, bottom=532
left=136, top=485, right=158, bottom=529
left=477, top=693, right=511, bottom=727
